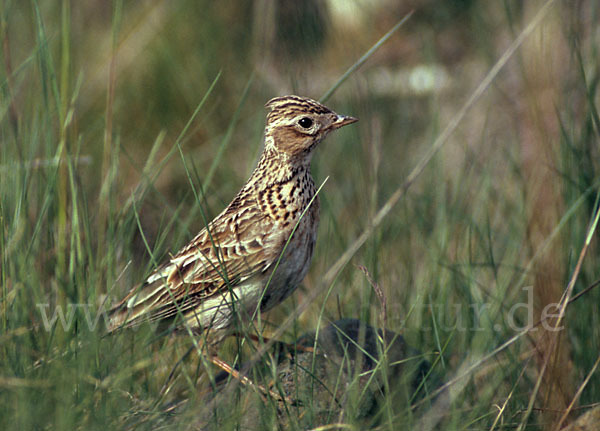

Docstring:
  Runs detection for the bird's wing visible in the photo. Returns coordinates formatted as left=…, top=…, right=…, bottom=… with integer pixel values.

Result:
left=107, top=202, right=281, bottom=331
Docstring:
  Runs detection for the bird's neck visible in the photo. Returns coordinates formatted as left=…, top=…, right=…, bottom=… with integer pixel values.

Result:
left=250, top=144, right=312, bottom=189
left=246, top=145, right=319, bottom=221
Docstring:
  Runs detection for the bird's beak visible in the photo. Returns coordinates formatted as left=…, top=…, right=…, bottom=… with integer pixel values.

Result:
left=331, top=114, right=358, bottom=129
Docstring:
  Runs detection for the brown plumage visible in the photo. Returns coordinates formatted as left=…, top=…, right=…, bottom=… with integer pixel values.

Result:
left=107, top=95, right=357, bottom=341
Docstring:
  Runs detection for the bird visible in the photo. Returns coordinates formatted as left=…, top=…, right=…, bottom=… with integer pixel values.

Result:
left=107, top=95, right=357, bottom=346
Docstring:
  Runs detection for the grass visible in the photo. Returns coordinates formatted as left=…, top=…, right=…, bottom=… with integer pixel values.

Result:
left=2, top=0, right=600, bottom=429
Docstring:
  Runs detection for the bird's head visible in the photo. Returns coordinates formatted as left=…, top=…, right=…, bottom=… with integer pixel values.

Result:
left=264, top=95, right=357, bottom=161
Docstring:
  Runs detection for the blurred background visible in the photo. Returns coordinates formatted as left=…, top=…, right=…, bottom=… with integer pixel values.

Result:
left=1, top=0, right=600, bottom=429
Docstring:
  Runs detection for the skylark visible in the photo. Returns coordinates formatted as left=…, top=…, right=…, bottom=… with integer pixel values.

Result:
left=107, top=95, right=357, bottom=343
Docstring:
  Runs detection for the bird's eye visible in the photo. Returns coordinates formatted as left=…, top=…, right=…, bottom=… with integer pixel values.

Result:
left=298, top=117, right=313, bottom=129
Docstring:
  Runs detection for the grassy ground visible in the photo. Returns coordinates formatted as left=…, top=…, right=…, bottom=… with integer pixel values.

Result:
left=1, top=0, right=600, bottom=429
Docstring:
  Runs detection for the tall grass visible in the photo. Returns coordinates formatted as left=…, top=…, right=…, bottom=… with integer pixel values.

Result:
left=1, top=0, right=599, bottom=429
